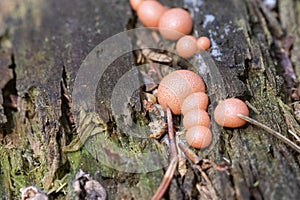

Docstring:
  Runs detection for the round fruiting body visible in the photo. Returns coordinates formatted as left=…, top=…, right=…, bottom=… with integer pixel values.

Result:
left=181, top=92, right=209, bottom=115
left=214, top=98, right=249, bottom=128
left=185, top=126, right=212, bottom=149
left=176, top=35, right=198, bottom=58
left=157, top=70, right=206, bottom=114
left=159, top=8, right=193, bottom=40
left=129, top=0, right=143, bottom=11
left=130, top=0, right=157, bottom=11
left=183, top=109, right=210, bottom=129
left=197, top=36, right=211, bottom=51
left=137, top=1, right=167, bottom=28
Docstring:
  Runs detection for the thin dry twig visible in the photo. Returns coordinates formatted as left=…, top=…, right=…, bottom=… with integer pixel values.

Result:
left=178, top=143, right=213, bottom=184
left=195, top=165, right=213, bottom=187
left=178, top=142, right=201, bottom=164
left=151, top=106, right=178, bottom=200
left=151, top=157, right=178, bottom=200
left=237, top=114, right=300, bottom=153
left=166, top=107, right=178, bottom=159
left=178, top=142, right=218, bottom=198
left=288, top=129, right=300, bottom=143
left=245, top=100, right=260, bottom=114
left=178, top=143, right=208, bottom=179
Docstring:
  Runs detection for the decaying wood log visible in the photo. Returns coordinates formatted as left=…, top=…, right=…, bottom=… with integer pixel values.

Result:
left=0, top=0, right=299, bottom=199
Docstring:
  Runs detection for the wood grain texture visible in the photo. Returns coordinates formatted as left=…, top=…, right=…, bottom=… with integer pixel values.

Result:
left=0, top=0, right=299, bottom=199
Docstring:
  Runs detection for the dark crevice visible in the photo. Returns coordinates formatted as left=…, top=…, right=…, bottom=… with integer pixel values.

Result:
left=270, top=37, right=296, bottom=96
left=248, top=163, right=264, bottom=200
left=60, top=65, right=75, bottom=145
left=2, top=54, right=18, bottom=135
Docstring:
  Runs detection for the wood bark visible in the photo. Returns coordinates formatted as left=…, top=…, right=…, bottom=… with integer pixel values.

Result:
left=0, top=0, right=300, bottom=199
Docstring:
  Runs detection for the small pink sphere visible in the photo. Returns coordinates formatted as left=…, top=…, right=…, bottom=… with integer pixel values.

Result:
left=186, top=126, right=212, bottom=149
left=157, top=70, right=205, bottom=114
left=159, top=8, right=193, bottom=40
left=214, top=98, right=249, bottom=128
left=183, top=109, right=210, bottom=130
left=137, top=1, right=167, bottom=28
left=181, top=92, right=209, bottom=115
left=176, top=35, right=198, bottom=58
left=197, top=36, right=211, bottom=51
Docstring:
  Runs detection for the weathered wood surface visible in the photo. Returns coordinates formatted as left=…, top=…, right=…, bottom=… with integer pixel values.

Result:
left=0, top=0, right=300, bottom=199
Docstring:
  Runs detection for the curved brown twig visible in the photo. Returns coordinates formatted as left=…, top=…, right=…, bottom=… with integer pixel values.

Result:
left=238, top=114, right=300, bottom=153
left=152, top=107, right=178, bottom=200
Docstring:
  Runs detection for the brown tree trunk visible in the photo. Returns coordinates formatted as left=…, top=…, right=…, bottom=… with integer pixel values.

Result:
left=0, top=0, right=299, bottom=199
